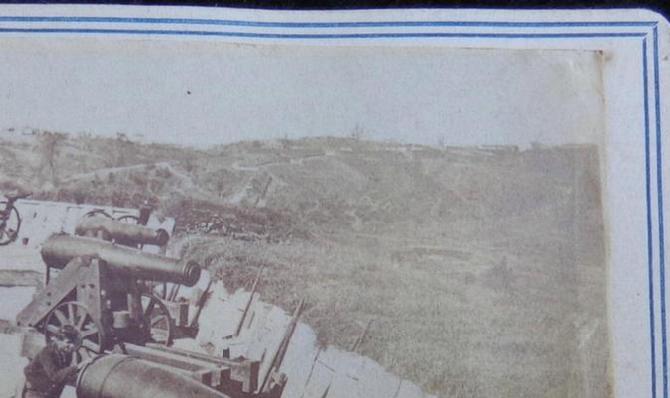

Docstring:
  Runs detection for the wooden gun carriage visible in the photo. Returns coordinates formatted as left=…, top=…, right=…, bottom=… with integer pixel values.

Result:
left=16, top=213, right=285, bottom=398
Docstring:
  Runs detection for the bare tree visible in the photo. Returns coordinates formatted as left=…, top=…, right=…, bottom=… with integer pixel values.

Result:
left=37, top=131, right=67, bottom=184
left=350, top=124, right=366, bottom=140
left=114, top=132, right=131, bottom=166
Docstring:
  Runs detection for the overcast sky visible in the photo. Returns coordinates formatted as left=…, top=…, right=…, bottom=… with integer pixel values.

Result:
left=0, top=37, right=604, bottom=149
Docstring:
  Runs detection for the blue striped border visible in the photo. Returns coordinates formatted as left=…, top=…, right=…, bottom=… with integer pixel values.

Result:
left=0, top=16, right=659, bottom=28
left=0, top=28, right=650, bottom=39
left=653, top=24, right=667, bottom=398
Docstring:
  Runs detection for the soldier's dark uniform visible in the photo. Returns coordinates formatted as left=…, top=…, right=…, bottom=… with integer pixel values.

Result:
left=22, top=343, right=77, bottom=398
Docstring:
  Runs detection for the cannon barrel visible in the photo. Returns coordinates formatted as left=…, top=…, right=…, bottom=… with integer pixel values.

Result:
left=41, top=234, right=201, bottom=286
left=77, top=354, right=231, bottom=398
left=76, top=216, right=170, bottom=246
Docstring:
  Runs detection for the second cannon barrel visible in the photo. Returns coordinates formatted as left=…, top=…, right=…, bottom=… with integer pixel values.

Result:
left=75, top=215, right=170, bottom=247
left=41, top=234, right=201, bottom=286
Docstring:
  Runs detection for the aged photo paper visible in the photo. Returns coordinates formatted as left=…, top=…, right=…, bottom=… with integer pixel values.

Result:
left=0, top=6, right=667, bottom=398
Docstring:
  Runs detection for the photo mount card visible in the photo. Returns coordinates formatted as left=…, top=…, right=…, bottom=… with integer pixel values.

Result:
left=0, top=5, right=667, bottom=398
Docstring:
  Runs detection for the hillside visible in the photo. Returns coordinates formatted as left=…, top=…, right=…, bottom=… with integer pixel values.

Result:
left=0, top=130, right=609, bottom=397
left=0, top=131, right=601, bottom=238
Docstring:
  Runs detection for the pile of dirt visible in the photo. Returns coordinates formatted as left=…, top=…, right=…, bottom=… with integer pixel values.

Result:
left=167, top=199, right=309, bottom=243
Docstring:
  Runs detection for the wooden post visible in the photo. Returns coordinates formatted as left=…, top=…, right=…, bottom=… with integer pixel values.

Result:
left=234, top=265, right=264, bottom=337
left=258, top=298, right=305, bottom=393
left=189, top=278, right=214, bottom=329
left=168, top=284, right=181, bottom=302
left=350, top=319, right=373, bottom=352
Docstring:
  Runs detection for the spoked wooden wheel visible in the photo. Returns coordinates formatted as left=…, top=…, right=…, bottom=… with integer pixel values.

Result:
left=116, top=215, right=140, bottom=224
left=44, top=301, right=104, bottom=364
left=0, top=202, right=21, bottom=246
left=140, top=293, right=174, bottom=346
left=83, top=209, right=112, bottom=219
left=152, top=282, right=180, bottom=302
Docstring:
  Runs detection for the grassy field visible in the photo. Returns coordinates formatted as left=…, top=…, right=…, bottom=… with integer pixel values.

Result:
left=177, top=203, right=608, bottom=397
left=0, top=130, right=609, bottom=397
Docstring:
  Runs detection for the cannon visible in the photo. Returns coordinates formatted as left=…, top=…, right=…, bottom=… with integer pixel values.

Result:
left=75, top=215, right=170, bottom=247
left=77, top=354, right=230, bottom=398
left=72, top=215, right=202, bottom=333
left=41, top=234, right=200, bottom=286
left=16, top=212, right=286, bottom=398
left=17, top=233, right=202, bottom=354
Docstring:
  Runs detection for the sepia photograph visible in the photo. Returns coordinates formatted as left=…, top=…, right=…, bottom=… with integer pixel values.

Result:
left=0, top=6, right=666, bottom=398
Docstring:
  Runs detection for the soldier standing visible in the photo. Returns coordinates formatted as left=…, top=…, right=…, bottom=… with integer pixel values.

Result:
left=22, top=325, right=81, bottom=398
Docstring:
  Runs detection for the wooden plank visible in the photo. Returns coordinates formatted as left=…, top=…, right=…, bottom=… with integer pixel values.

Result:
left=259, top=299, right=304, bottom=392
left=317, top=347, right=366, bottom=398
left=326, top=370, right=361, bottom=398
left=124, top=343, right=227, bottom=373
left=145, top=342, right=256, bottom=392
left=197, top=286, right=249, bottom=345
left=15, top=257, right=88, bottom=327
left=353, top=357, right=402, bottom=398
left=148, top=340, right=260, bottom=394
left=300, top=358, right=334, bottom=398
left=276, top=323, right=320, bottom=398
left=193, top=368, right=214, bottom=385
left=230, top=359, right=260, bottom=393
left=243, top=305, right=286, bottom=369
left=145, top=342, right=257, bottom=378
left=394, top=380, right=425, bottom=398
